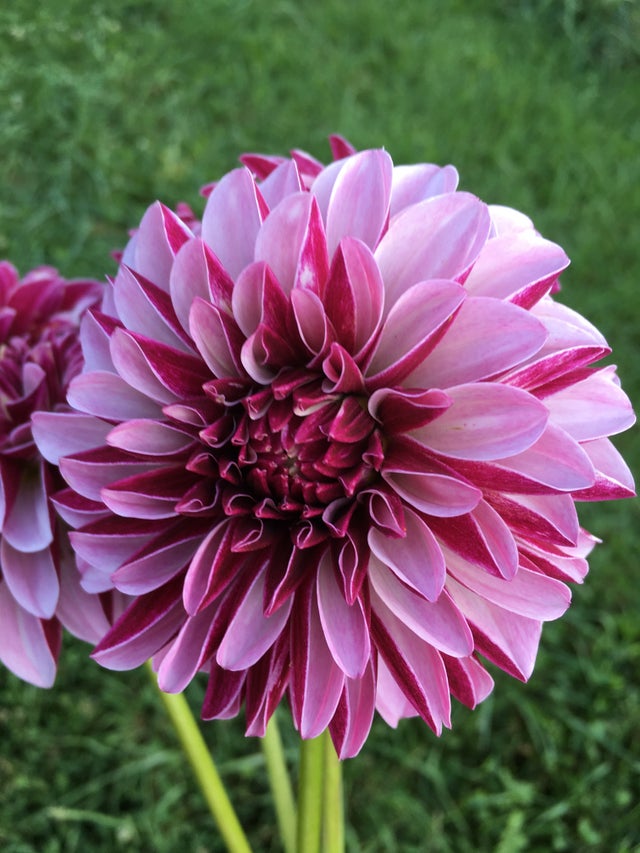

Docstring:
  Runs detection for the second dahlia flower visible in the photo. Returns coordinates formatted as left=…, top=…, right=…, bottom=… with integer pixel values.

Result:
left=33, top=139, right=635, bottom=755
left=0, top=262, right=122, bottom=687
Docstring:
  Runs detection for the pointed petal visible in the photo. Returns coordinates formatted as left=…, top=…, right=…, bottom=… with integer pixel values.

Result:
left=390, top=163, right=459, bottom=217
left=464, top=231, right=569, bottom=308
left=316, top=552, right=370, bottom=678
left=67, top=370, right=162, bottom=420
left=324, top=149, right=393, bottom=255
left=0, top=540, right=58, bottom=618
left=201, top=167, right=266, bottom=280
left=370, top=600, right=451, bottom=733
left=32, top=412, right=112, bottom=465
left=409, top=296, right=547, bottom=387
left=366, top=280, right=465, bottom=388
left=170, top=237, right=234, bottom=333
left=414, top=382, right=548, bottom=460
left=92, top=574, right=185, bottom=670
left=375, top=193, right=491, bottom=311
left=329, top=662, right=376, bottom=758
left=369, top=556, right=473, bottom=657
left=290, top=582, right=345, bottom=738
left=0, top=582, right=58, bottom=687
left=446, top=575, right=542, bottom=681
left=2, top=463, right=52, bottom=553
left=255, top=192, right=329, bottom=294
left=217, top=563, right=292, bottom=670
left=369, top=507, right=446, bottom=601
left=189, top=296, right=245, bottom=378
left=132, top=202, right=193, bottom=290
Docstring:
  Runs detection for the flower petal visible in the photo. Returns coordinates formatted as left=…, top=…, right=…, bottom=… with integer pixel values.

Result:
left=375, top=192, right=491, bottom=311
left=369, top=507, right=446, bottom=601
left=414, top=382, right=548, bottom=460
left=316, top=552, right=370, bottom=678
left=201, top=167, right=267, bottom=280
left=0, top=581, right=58, bottom=687
left=0, top=539, right=58, bottom=618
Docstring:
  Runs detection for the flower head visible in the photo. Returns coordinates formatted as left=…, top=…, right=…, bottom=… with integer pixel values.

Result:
left=34, top=139, right=635, bottom=754
left=0, top=261, right=121, bottom=686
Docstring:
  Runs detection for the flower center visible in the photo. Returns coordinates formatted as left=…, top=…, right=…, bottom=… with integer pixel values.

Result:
left=203, top=378, right=384, bottom=533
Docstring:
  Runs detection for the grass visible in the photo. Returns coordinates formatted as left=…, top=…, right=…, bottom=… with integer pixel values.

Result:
left=1, top=0, right=639, bottom=850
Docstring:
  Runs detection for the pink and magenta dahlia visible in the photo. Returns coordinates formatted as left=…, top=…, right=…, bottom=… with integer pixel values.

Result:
left=33, top=138, right=635, bottom=755
left=0, top=261, right=122, bottom=686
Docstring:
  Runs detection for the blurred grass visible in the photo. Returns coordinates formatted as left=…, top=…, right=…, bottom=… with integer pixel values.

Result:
left=1, top=0, right=639, bottom=850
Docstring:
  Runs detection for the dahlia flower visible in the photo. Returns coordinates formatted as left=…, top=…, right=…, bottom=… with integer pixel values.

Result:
left=33, top=138, right=635, bottom=756
left=0, top=261, right=122, bottom=687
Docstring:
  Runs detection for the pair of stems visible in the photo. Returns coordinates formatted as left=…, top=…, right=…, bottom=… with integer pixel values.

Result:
left=151, top=667, right=344, bottom=853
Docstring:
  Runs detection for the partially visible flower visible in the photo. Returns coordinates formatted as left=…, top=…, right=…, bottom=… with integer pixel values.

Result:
left=0, top=262, right=122, bottom=686
left=34, top=139, right=636, bottom=755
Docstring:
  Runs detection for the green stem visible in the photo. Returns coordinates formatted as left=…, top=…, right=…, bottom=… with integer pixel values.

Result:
left=148, top=664, right=252, bottom=853
left=261, top=714, right=297, bottom=853
left=296, top=733, right=325, bottom=853
left=322, top=731, right=344, bottom=853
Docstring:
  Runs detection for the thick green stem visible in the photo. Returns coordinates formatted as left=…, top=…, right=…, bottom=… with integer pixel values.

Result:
left=322, top=732, right=344, bottom=853
left=296, top=733, right=325, bottom=853
left=148, top=664, right=252, bottom=853
left=261, top=714, right=297, bottom=853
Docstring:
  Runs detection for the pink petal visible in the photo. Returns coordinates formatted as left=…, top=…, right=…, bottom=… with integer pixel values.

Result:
left=61, top=447, right=158, bottom=502
left=464, top=231, right=569, bottom=308
left=0, top=581, right=58, bottom=687
left=67, top=370, right=162, bottom=420
left=375, top=192, right=491, bottom=311
left=370, top=600, right=451, bottom=733
left=316, top=552, right=370, bottom=677
left=321, top=237, right=384, bottom=359
left=107, top=419, right=193, bottom=457
left=366, top=279, right=466, bottom=388
left=369, top=556, right=473, bottom=657
left=113, top=265, right=192, bottom=353
left=443, top=655, right=494, bottom=709
left=189, top=296, right=245, bottom=378
left=79, top=309, right=118, bottom=372
left=51, top=489, right=107, bottom=528
left=55, top=552, right=114, bottom=643
left=375, top=657, right=419, bottom=727
left=413, top=382, right=548, bottom=460
left=2, top=463, right=52, bottom=553
left=217, top=564, right=292, bottom=670
left=258, top=159, right=303, bottom=208
left=132, top=202, right=193, bottom=291
left=543, top=366, right=635, bottom=441
left=69, top=516, right=163, bottom=573
left=390, top=163, right=459, bottom=217
left=231, top=261, right=291, bottom=338
left=109, top=328, right=178, bottom=404
left=290, top=582, right=345, bottom=739
left=488, top=492, right=579, bottom=548
left=31, top=412, right=112, bottom=466
left=324, top=149, right=393, bottom=255
left=329, top=662, right=376, bottom=758
left=0, top=539, right=58, bottom=618
left=451, top=431, right=594, bottom=496
left=291, top=288, right=332, bottom=360
left=446, top=576, right=542, bottom=681
left=201, top=167, right=267, bottom=280
left=488, top=205, right=535, bottom=235
left=157, top=604, right=220, bottom=693
left=576, top=437, right=636, bottom=500
left=443, top=544, right=571, bottom=620
left=409, top=296, right=547, bottom=388
left=369, top=386, right=451, bottom=434
left=369, top=507, right=446, bottom=601
left=170, top=238, right=234, bottom=334
left=102, top=466, right=193, bottom=520
left=382, top=438, right=482, bottom=517
left=92, top=575, right=186, bottom=670
left=112, top=521, right=205, bottom=595
left=255, top=192, right=329, bottom=294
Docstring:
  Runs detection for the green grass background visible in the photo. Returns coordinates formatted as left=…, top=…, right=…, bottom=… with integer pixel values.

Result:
left=1, top=1, right=639, bottom=850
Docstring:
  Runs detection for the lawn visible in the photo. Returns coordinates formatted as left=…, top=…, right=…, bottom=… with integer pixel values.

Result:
left=0, top=1, right=639, bottom=850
